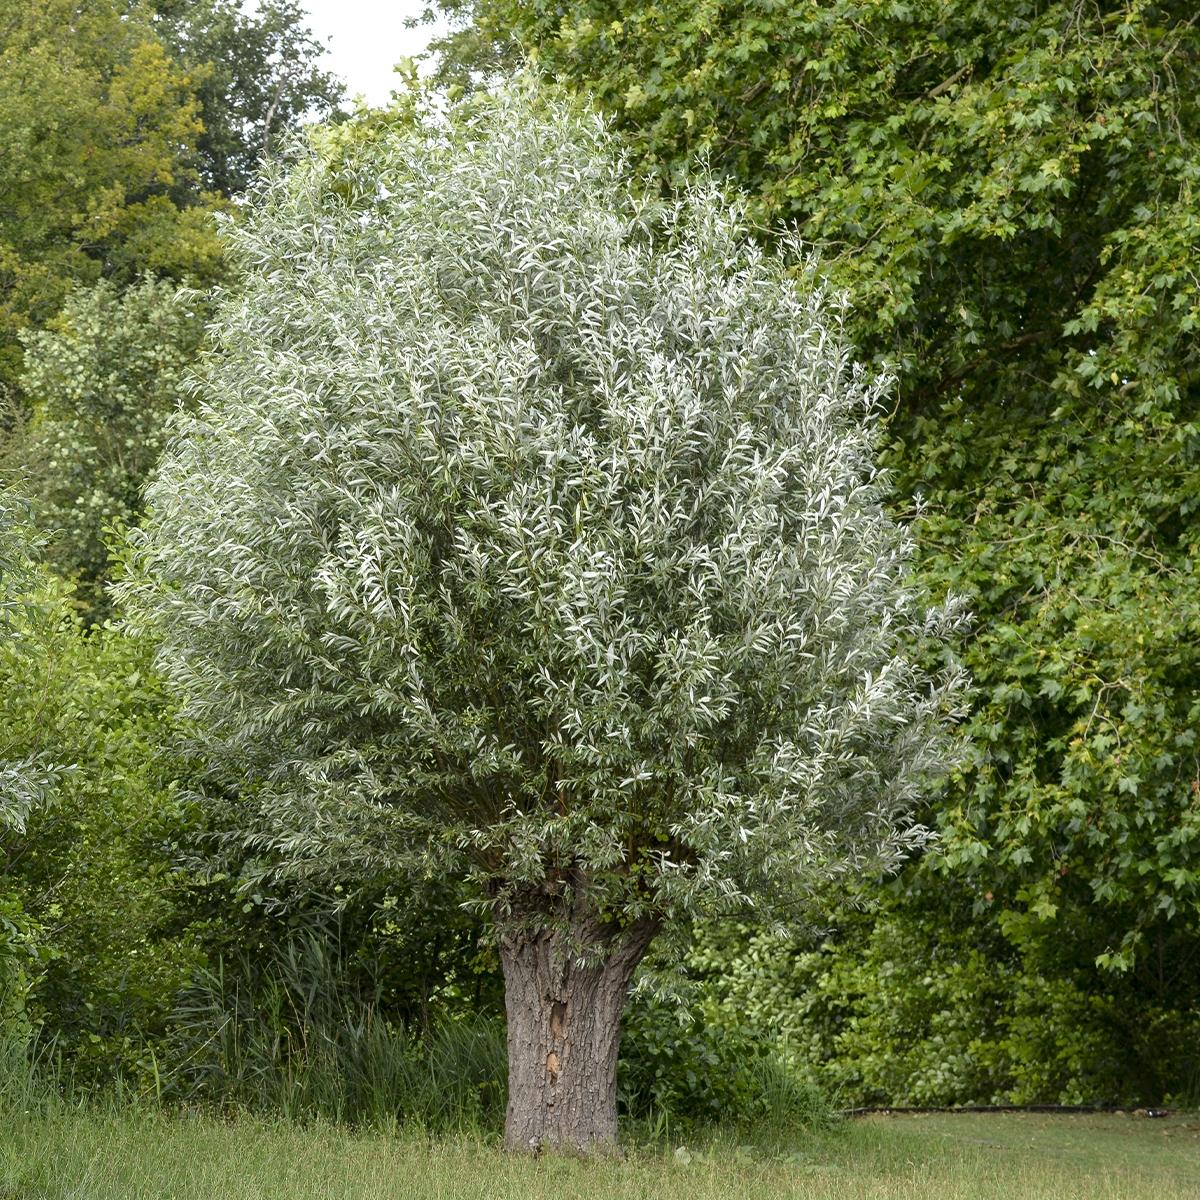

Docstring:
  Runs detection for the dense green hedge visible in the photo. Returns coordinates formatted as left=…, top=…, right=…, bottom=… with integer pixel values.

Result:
left=689, top=906, right=1200, bottom=1106
left=0, top=575, right=202, bottom=1080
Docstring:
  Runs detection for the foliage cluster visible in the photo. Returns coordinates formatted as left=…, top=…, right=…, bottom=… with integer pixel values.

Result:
left=120, top=91, right=965, bottom=944
left=10, top=280, right=208, bottom=615
left=152, top=0, right=344, bottom=196
left=0, top=0, right=224, bottom=390
left=433, top=0, right=1200, bottom=420
left=0, top=569, right=202, bottom=1079
left=689, top=908, right=1200, bottom=1107
left=620, top=992, right=826, bottom=1128
left=429, top=0, right=1200, bottom=1100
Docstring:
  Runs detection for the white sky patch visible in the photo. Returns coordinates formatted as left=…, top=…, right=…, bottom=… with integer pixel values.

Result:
left=255, top=1, right=451, bottom=108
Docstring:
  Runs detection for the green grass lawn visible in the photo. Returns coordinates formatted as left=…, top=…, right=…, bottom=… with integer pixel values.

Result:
left=2, top=1108, right=1197, bottom=1199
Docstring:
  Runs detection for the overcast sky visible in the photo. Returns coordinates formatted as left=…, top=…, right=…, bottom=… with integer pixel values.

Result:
left=293, top=1, right=452, bottom=107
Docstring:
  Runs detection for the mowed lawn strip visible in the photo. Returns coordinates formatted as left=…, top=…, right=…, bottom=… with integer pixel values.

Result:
left=881, top=1111, right=1200, bottom=1184
left=2, top=1109, right=1197, bottom=1200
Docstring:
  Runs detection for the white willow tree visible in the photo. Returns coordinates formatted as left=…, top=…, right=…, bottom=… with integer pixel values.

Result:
left=122, top=87, right=968, bottom=1152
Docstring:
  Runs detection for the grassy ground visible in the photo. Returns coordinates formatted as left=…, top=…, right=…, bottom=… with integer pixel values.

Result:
left=2, top=1107, right=1197, bottom=1199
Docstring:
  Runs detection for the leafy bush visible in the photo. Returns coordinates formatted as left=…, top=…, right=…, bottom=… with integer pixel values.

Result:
left=0, top=570, right=202, bottom=1081
left=14, top=278, right=207, bottom=616
left=1, top=492, right=54, bottom=1052
left=620, top=993, right=827, bottom=1130
left=690, top=906, right=1200, bottom=1107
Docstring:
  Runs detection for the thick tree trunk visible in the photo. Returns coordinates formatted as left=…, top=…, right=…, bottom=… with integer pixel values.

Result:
left=499, top=910, right=657, bottom=1154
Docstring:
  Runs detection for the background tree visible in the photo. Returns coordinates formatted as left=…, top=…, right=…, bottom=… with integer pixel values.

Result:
left=429, top=0, right=1199, bottom=417
left=9, top=279, right=208, bottom=617
left=0, top=0, right=225, bottom=394
left=152, top=0, right=345, bottom=196
left=121, top=90, right=966, bottom=1151
left=427, top=0, right=1200, bottom=1096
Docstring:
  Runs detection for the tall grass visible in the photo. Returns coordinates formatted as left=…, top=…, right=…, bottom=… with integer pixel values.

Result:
left=7, top=1107, right=1200, bottom=1200
left=161, top=933, right=507, bottom=1132
left=0, top=1032, right=47, bottom=1111
left=5, top=931, right=831, bottom=1139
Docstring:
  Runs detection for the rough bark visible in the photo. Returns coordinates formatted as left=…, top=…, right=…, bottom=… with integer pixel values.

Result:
left=499, top=906, right=658, bottom=1154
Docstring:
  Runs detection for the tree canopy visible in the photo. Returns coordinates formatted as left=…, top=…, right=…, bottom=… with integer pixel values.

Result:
left=152, top=0, right=345, bottom=196
left=433, top=0, right=1200, bottom=417
left=428, top=0, right=1200, bottom=984
left=0, top=0, right=225, bottom=391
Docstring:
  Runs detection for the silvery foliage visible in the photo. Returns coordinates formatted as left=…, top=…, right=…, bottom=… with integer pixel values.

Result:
left=0, top=492, right=56, bottom=833
left=0, top=759, right=50, bottom=835
left=121, top=88, right=969, bottom=925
